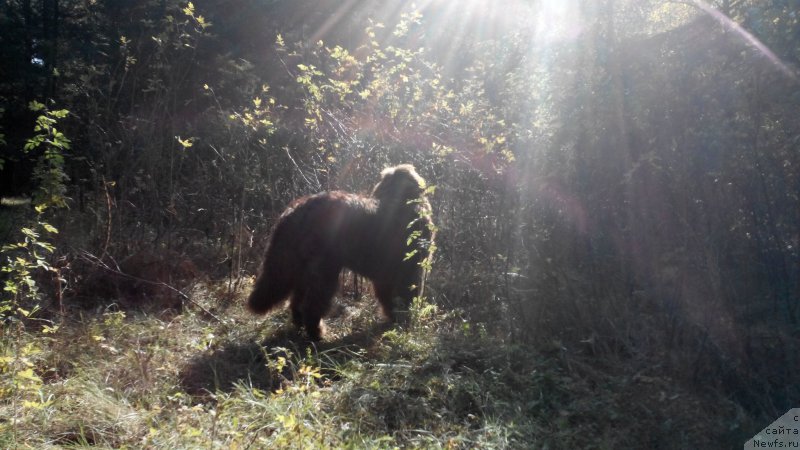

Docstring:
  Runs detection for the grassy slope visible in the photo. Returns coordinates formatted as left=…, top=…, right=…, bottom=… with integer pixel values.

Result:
left=1, top=283, right=752, bottom=449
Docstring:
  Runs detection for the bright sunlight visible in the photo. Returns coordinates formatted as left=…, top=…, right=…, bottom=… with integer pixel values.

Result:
left=1, top=0, right=798, bottom=448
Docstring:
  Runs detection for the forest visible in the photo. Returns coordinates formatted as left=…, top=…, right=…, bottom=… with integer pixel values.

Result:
left=1, top=0, right=798, bottom=448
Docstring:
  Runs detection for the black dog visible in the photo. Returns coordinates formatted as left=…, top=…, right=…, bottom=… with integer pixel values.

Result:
left=247, top=164, right=434, bottom=340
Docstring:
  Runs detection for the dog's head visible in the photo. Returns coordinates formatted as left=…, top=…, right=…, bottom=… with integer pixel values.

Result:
left=372, top=164, right=427, bottom=202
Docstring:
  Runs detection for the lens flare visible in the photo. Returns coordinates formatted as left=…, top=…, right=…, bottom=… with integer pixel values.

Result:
left=693, top=0, right=797, bottom=79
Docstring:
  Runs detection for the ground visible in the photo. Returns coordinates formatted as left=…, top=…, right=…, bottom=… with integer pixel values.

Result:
left=0, top=280, right=755, bottom=449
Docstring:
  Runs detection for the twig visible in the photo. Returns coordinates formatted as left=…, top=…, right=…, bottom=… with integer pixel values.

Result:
left=100, top=176, right=113, bottom=260
left=78, top=250, right=223, bottom=323
left=284, top=146, right=318, bottom=191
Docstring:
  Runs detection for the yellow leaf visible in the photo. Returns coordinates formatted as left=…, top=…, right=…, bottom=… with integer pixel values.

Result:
left=17, top=368, right=41, bottom=382
left=176, top=136, right=194, bottom=148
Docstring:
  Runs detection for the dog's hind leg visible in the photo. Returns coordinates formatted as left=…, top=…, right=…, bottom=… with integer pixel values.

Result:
left=296, top=263, right=341, bottom=340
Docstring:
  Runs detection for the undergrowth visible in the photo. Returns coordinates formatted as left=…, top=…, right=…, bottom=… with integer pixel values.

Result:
left=0, top=284, right=752, bottom=449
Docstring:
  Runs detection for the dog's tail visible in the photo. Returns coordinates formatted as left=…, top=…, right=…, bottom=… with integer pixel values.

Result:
left=247, top=220, right=295, bottom=314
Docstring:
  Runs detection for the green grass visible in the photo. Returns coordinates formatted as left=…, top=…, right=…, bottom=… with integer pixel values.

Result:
left=1, top=283, right=751, bottom=449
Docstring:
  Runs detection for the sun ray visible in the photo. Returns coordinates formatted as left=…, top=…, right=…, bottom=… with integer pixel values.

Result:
left=309, top=0, right=361, bottom=44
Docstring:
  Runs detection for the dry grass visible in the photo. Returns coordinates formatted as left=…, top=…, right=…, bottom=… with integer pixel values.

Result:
left=0, top=281, right=756, bottom=448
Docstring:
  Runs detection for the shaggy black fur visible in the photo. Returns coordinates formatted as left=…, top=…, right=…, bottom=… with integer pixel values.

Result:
left=247, top=164, right=434, bottom=340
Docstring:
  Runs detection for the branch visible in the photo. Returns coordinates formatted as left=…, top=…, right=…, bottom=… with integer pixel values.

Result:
left=78, top=250, right=223, bottom=323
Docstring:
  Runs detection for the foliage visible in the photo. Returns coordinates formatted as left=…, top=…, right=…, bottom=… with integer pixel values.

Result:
left=0, top=0, right=799, bottom=444
left=2, top=102, right=68, bottom=319
left=282, top=10, right=514, bottom=177
left=0, top=102, right=69, bottom=445
left=1, top=217, right=58, bottom=319
left=24, top=102, right=70, bottom=209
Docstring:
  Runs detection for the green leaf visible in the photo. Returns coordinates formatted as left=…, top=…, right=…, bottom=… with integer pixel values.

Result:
left=42, top=223, right=58, bottom=234
left=49, top=109, right=69, bottom=119
left=34, top=241, right=55, bottom=253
